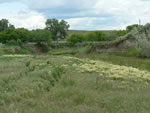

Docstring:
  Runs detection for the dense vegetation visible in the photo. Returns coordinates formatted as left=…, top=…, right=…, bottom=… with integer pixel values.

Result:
left=0, top=18, right=69, bottom=45
left=0, top=28, right=30, bottom=43
left=0, top=19, right=132, bottom=45
left=1, top=17, right=150, bottom=113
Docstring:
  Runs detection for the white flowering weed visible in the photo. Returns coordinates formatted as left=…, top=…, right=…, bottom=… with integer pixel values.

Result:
left=63, top=56, right=150, bottom=82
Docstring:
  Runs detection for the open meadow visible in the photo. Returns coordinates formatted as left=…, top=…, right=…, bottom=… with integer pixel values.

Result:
left=1, top=0, right=150, bottom=112
left=0, top=54, right=150, bottom=113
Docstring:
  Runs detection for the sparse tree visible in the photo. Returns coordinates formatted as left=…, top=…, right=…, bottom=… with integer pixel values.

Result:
left=45, top=18, right=70, bottom=42
left=0, top=19, right=15, bottom=32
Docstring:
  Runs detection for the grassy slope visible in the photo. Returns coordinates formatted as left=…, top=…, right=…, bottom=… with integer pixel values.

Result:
left=0, top=55, right=150, bottom=113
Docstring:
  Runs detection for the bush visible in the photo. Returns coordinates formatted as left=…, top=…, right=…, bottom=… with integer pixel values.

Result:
left=6, top=40, right=18, bottom=45
left=36, top=42, right=50, bottom=53
left=30, top=29, right=52, bottom=45
left=86, top=31, right=107, bottom=41
left=0, top=28, right=30, bottom=44
left=136, top=24, right=150, bottom=58
left=67, top=31, right=108, bottom=46
left=112, top=30, right=128, bottom=37
left=136, top=37, right=150, bottom=58
left=67, top=34, right=85, bottom=46
left=126, top=24, right=139, bottom=32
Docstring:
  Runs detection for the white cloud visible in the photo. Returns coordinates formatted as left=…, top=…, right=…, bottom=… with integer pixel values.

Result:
left=66, top=17, right=106, bottom=30
left=0, top=0, right=150, bottom=30
left=23, top=0, right=150, bottom=29
left=0, top=10, right=46, bottom=30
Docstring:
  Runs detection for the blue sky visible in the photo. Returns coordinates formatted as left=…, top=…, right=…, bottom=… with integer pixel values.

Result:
left=0, top=0, right=150, bottom=30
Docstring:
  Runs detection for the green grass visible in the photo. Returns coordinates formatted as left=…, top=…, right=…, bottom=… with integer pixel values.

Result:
left=0, top=44, right=34, bottom=54
left=48, top=47, right=150, bottom=71
left=48, top=46, right=93, bottom=55
left=116, top=48, right=139, bottom=57
left=49, top=48, right=78, bottom=55
left=75, top=52, right=150, bottom=71
left=0, top=55, right=150, bottom=113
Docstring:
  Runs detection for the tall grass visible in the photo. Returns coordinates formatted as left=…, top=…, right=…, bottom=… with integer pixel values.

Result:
left=0, top=55, right=150, bottom=113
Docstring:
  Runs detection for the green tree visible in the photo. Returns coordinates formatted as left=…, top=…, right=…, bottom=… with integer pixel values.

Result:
left=0, top=28, right=30, bottom=44
left=45, top=18, right=70, bottom=42
left=30, top=29, right=52, bottom=45
left=67, top=33, right=85, bottom=46
left=0, top=19, right=15, bottom=32
left=126, top=24, right=139, bottom=32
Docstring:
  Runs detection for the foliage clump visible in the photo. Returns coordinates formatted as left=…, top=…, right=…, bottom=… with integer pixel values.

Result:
left=135, top=23, right=150, bottom=58
left=67, top=31, right=108, bottom=46
left=86, top=31, right=107, bottom=41
left=0, top=19, right=15, bottom=32
left=45, top=18, right=70, bottom=42
left=126, top=24, right=139, bottom=32
left=67, top=33, right=85, bottom=46
left=30, top=29, right=52, bottom=45
left=0, top=28, right=30, bottom=44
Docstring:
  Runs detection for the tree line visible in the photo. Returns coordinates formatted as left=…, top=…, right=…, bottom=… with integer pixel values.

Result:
left=0, top=18, right=139, bottom=47
left=0, top=18, right=70, bottom=46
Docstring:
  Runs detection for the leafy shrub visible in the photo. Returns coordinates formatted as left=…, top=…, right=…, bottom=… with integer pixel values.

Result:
left=30, top=29, right=52, bottom=45
left=136, top=37, right=150, bottom=58
left=6, top=40, right=17, bottom=45
left=67, top=34, right=85, bottom=46
left=36, top=42, right=50, bottom=52
left=126, top=24, right=139, bottom=32
left=86, top=31, right=107, bottom=41
left=136, top=23, right=150, bottom=58
left=0, top=28, right=30, bottom=44
left=112, top=30, right=128, bottom=37
left=67, top=31, right=108, bottom=46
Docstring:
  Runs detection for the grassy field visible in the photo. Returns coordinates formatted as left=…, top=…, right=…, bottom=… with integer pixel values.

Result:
left=48, top=48, right=150, bottom=71
left=75, top=53, right=150, bottom=71
left=0, top=54, right=150, bottom=113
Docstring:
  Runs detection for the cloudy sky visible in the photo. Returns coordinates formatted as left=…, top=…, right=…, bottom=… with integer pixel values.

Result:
left=0, top=0, right=150, bottom=30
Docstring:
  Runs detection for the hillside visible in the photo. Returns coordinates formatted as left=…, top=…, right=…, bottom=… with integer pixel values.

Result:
left=94, top=24, right=150, bottom=53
